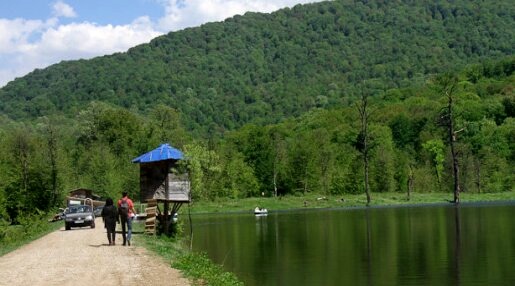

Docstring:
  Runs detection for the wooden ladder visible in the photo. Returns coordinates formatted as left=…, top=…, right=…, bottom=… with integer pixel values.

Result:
left=144, top=199, right=158, bottom=235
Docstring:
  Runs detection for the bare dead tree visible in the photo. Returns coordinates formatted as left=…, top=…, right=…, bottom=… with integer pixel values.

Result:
left=356, top=88, right=371, bottom=206
left=447, top=90, right=462, bottom=204
left=435, top=74, right=462, bottom=204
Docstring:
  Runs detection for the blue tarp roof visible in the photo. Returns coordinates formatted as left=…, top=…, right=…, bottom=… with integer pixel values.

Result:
left=132, top=143, right=183, bottom=163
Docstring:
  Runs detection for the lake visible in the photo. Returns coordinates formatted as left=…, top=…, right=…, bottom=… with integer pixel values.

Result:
left=187, top=202, right=515, bottom=285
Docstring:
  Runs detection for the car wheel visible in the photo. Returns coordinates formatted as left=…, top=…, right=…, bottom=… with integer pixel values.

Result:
left=65, top=223, right=71, bottom=230
left=91, top=222, right=95, bottom=229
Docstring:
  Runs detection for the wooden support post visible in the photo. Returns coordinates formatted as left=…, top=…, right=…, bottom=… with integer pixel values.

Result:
left=164, top=162, right=170, bottom=235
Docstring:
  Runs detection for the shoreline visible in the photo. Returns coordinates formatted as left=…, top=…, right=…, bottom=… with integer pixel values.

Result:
left=182, top=191, right=515, bottom=215
left=185, top=199, right=515, bottom=216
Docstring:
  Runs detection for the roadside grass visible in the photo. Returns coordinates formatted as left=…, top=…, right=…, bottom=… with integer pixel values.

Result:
left=134, top=224, right=243, bottom=286
left=0, top=212, right=63, bottom=256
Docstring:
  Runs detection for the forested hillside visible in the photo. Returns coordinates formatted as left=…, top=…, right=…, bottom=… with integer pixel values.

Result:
left=1, top=0, right=514, bottom=134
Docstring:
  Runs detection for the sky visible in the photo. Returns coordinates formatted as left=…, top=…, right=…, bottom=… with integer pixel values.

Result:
left=0, top=0, right=321, bottom=87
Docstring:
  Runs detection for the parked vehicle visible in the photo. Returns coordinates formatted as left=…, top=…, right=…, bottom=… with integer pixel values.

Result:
left=64, top=205, right=95, bottom=230
left=93, top=206, right=104, bottom=217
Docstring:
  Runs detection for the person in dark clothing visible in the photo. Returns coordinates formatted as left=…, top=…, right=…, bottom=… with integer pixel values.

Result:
left=101, top=198, right=119, bottom=245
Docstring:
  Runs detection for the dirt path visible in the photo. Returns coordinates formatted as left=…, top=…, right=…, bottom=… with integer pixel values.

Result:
left=0, top=218, right=190, bottom=286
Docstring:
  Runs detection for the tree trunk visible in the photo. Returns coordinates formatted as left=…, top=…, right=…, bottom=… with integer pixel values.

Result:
left=273, top=166, right=278, bottom=197
left=46, top=122, right=59, bottom=207
left=474, top=157, right=481, bottom=193
left=447, top=93, right=461, bottom=204
left=303, top=165, right=308, bottom=195
left=364, top=149, right=371, bottom=205
left=358, top=89, right=371, bottom=206
left=272, top=132, right=285, bottom=198
left=407, top=165, right=414, bottom=201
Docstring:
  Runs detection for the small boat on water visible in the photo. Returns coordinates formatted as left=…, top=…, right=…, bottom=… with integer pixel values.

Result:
left=254, top=207, right=268, bottom=216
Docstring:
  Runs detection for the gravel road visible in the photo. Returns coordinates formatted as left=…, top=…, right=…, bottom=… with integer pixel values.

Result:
left=0, top=218, right=190, bottom=286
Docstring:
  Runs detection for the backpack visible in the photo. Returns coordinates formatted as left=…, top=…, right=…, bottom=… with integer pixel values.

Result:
left=119, top=198, right=129, bottom=218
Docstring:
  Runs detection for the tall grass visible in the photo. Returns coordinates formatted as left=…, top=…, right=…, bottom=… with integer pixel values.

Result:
left=136, top=233, right=243, bottom=286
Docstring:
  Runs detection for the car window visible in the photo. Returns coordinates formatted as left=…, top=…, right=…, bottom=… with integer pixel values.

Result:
left=66, top=205, right=92, bottom=213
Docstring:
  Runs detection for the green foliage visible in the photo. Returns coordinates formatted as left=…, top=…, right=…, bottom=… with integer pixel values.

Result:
left=173, top=252, right=243, bottom=286
left=422, top=139, right=446, bottom=186
left=138, top=234, right=243, bottom=286
left=219, top=151, right=260, bottom=198
left=0, top=211, right=62, bottom=256
left=182, top=143, right=222, bottom=200
left=369, top=125, right=395, bottom=193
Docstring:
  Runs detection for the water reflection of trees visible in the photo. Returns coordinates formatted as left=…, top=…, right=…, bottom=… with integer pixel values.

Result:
left=453, top=205, right=461, bottom=286
left=191, top=205, right=515, bottom=285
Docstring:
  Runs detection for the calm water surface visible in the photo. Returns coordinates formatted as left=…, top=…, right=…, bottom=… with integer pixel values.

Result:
left=188, top=203, right=515, bottom=285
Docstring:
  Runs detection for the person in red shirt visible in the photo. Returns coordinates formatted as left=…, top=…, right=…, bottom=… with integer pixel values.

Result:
left=117, top=192, right=136, bottom=246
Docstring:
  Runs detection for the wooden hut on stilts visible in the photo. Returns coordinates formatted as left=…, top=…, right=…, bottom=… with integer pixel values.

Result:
left=132, top=143, right=191, bottom=235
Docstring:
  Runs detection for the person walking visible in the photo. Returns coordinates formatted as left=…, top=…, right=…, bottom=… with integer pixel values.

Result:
left=118, top=192, right=136, bottom=246
left=101, top=198, right=119, bottom=245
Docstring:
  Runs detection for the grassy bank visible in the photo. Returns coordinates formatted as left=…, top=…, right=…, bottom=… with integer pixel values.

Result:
left=185, top=191, right=515, bottom=214
left=135, top=232, right=243, bottom=286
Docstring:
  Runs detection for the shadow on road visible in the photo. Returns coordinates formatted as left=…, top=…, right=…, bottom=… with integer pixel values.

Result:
left=59, top=227, right=96, bottom=232
left=88, top=244, right=111, bottom=248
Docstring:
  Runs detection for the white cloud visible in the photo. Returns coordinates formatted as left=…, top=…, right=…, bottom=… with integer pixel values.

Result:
left=52, top=1, right=77, bottom=18
left=157, top=0, right=315, bottom=32
left=0, top=18, right=56, bottom=53
left=0, top=0, right=320, bottom=87
left=39, top=17, right=160, bottom=56
left=0, top=16, right=162, bottom=86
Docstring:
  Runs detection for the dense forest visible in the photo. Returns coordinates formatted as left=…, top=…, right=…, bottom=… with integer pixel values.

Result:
left=0, top=0, right=514, bottom=226
left=0, top=0, right=514, bottom=134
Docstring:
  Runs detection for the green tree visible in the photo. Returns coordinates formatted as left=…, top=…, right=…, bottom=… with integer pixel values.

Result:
left=182, top=143, right=221, bottom=200
left=422, top=139, right=445, bottom=191
left=369, top=125, right=395, bottom=193
left=37, top=117, right=61, bottom=206
left=149, top=104, right=190, bottom=147
left=3, top=127, right=55, bottom=222
left=219, top=150, right=260, bottom=198
left=269, top=126, right=289, bottom=197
